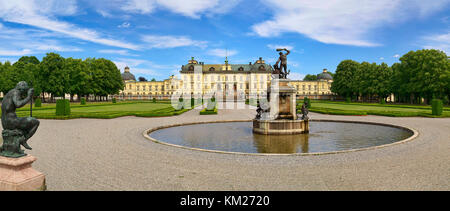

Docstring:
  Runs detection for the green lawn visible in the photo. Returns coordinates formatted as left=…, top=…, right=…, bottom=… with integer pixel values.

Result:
left=301, top=100, right=450, bottom=117
left=3, top=101, right=190, bottom=119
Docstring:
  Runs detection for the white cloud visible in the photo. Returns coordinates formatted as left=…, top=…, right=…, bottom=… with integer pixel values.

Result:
left=289, top=72, right=306, bottom=81
left=120, top=0, right=241, bottom=18
left=207, top=49, right=238, bottom=57
left=422, top=32, right=450, bottom=54
left=252, top=0, right=450, bottom=47
left=141, top=35, right=207, bottom=49
left=393, top=54, right=400, bottom=58
left=0, top=48, right=32, bottom=56
left=0, top=0, right=140, bottom=50
left=379, top=57, right=385, bottom=60
left=122, top=0, right=156, bottom=14
left=267, top=44, right=294, bottom=51
left=118, top=22, right=131, bottom=28
left=98, top=49, right=135, bottom=56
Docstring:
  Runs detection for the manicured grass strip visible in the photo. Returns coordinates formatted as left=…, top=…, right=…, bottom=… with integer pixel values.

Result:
left=7, top=101, right=191, bottom=119
left=309, top=100, right=450, bottom=111
left=307, top=106, right=450, bottom=118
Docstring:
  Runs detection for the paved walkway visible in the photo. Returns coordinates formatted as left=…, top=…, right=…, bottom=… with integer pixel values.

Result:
left=4, top=106, right=449, bottom=190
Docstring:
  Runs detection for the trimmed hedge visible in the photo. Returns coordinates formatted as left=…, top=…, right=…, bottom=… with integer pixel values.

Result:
left=304, top=97, right=311, bottom=108
left=56, top=99, right=71, bottom=116
left=153, top=98, right=156, bottom=103
left=112, top=98, right=117, bottom=103
left=200, top=107, right=218, bottom=115
left=34, top=98, right=42, bottom=107
left=432, top=99, right=443, bottom=116
left=81, top=97, right=86, bottom=105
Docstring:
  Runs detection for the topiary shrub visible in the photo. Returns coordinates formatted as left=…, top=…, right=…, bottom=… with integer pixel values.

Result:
left=112, top=97, right=117, bottom=103
left=81, top=97, right=86, bottom=105
left=304, top=97, right=311, bottom=108
left=380, top=98, right=386, bottom=104
left=191, top=98, right=195, bottom=107
left=34, top=98, right=42, bottom=107
left=153, top=98, right=156, bottom=103
left=345, top=97, right=351, bottom=103
left=432, top=99, right=443, bottom=116
left=56, top=99, right=71, bottom=116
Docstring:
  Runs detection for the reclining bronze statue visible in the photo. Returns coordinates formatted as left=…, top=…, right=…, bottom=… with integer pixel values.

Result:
left=1, top=81, right=40, bottom=158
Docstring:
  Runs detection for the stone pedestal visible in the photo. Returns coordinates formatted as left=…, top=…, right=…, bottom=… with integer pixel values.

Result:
left=0, top=155, right=46, bottom=191
left=253, top=78, right=309, bottom=135
left=253, top=119, right=309, bottom=135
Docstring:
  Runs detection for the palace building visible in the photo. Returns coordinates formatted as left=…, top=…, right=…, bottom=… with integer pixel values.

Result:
left=119, top=57, right=335, bottom=101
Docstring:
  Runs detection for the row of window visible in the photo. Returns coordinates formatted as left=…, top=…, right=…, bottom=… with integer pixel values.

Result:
left=128, top=85, right=180, bottom=91
left=184, top=75, right=272, bottom=82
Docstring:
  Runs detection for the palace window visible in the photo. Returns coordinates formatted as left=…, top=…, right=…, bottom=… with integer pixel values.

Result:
left=137, top=86, right=140, bottom=91
left=308, top=85, right=311, bottom=90
left=209, top=67, right=215, bottom=71
left=188, top=65, right=194, bottom=71
left=258, top=65, right=265, bottom=71
left=302, top=85, right=305, bottom=90
left=238, top=67, right=244, bottom=71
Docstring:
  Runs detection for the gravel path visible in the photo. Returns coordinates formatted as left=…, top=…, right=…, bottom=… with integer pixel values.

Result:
left=4, top=105, right=449, bottom=190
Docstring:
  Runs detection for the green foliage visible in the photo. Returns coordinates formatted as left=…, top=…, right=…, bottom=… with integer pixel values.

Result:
left=112, top=97, right=117, bottom=103
left=153, top=98, right=156, bottom=103
left=303, top=97, right=311, bottom=108
left=380, top=98, right=386, bottom=104
left=34, top=98, right=42, bottom=107
left=443, top=95, right=449, bottom=105
left=432, top=99, right=443, bottom=116
left=55, top=99, right=71, bottom=116
left=81, top=97, right=86, bottom=105
left=331, top=60, right=360, bottom=99
left=345, top=97, right=351, bottom=103
left=191, top=98, right=195, bottom=107
left=303, top=74, right=317, bottom=81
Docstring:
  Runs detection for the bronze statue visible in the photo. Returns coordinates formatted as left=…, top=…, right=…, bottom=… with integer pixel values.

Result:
left=275, top=48, right=290, bottom=79
left=301, top=102, right=309, bottom=120
left=1, top=81, right=40, bottom=158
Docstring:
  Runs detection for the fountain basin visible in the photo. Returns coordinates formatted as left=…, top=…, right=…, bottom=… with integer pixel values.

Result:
left=145, top=120, right=417, bottom=155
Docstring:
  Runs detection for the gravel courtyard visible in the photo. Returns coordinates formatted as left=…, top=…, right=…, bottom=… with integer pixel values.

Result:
left=7, top=106, right=450, bottom=190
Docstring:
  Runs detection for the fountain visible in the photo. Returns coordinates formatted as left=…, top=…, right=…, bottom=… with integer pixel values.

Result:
left=145, top=49, right=417, bottom=155
left=253, top=48, right=309, bottom=135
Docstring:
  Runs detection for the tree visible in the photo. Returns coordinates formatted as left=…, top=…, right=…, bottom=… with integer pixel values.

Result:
left=13, top=56, right=41, bottom=97
left=151, top=78, right=156, bottom=82
left=303, top=74, right=317, bottom=81
left=39, top=53, right=68, bottom=99
left=394, top=49, right=449, bottom=104
left=65, top=58, right=90, bottom=101
left=138, top=76, right=148, bottom=82
left=331, top=60, right=360, bottom=100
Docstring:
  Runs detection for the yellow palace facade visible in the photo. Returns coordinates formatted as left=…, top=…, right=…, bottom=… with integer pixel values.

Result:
left=118, top=57, right=335, bottom=100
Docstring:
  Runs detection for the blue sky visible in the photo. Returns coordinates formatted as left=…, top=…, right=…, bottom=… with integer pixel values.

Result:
left=0, top=0, right=449, bottom=81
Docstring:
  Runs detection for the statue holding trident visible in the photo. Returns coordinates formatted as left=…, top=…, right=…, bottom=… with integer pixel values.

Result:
left=0, top=81, right=40, bottom=158
left=274, top=48, right=290, bottom=79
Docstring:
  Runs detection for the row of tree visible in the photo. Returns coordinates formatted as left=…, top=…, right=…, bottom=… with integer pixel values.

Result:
left=331, top=49, right=450, bottom=104
left=0, top=53, right=124, bottom=102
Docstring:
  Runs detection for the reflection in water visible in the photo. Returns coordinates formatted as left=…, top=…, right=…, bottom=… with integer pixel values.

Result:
left=253, top=133, right=309, bottom=153
left=149, top=122, right=413, bottom=154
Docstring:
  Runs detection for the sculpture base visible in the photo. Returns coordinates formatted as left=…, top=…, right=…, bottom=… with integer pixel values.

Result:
left=0, top=155, right=46, bottom=191
left=253, top=119, right=309, bottom=135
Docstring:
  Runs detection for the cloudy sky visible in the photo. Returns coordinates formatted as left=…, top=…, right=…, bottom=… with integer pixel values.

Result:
left=0, top=0, right=448, bottom=80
